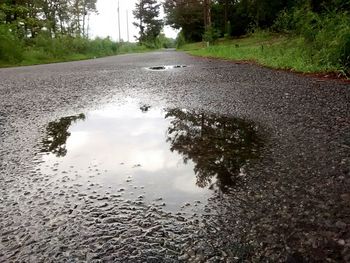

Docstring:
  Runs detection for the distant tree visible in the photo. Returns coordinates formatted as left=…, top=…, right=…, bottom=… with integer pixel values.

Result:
left=133, top=0, right=163, bottom=44
left=163, top=0, right=204, bottom=42
left=70, top=0, right=97, bottom=36
left=0, top=0, right=97, bottom=37
left=163, top=0, right=316, bottom=40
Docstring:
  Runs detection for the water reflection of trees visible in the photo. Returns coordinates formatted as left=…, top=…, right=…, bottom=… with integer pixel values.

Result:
left=42, top=114, right=85, bottom=157
left=165, top=109, right=263, bottom=192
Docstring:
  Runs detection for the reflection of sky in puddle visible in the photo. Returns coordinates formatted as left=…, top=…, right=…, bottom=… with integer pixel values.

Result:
left=39, top=99, right=263, bottom=212
left=40, top=100, right=210, bottom=212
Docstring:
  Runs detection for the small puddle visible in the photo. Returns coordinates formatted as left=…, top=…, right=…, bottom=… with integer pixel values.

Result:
left=148, top=65, right=187, bottom=71
left=38, top=100, right=263, bottom=212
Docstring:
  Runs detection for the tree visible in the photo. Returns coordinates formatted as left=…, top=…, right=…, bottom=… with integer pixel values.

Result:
left=163, top=0, right=204, bottom=42
left=203, top=0, right=211, bottom=30
left=70, top=0, right=97, bottom=36
left=133, top=0, right=163, bottom=44
left=0, top=0, right=97, bottom=37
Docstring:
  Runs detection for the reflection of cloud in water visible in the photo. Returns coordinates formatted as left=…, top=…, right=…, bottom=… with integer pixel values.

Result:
left=92, top=100, right=162, bottom=120
left=173, top=167, right=205, bottom=194
left=66, top=132, right=89, bottom=151
left=40, top=100, right=263, bottom=211
left=132, top=149, right=170, bottom=172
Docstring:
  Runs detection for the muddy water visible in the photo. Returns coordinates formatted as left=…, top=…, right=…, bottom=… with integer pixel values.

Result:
left=39, top=99, right=262, bottom=214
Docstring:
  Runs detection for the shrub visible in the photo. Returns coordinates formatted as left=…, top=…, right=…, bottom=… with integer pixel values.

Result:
left=203, top=26, right=221, bottom=44
left=176, top=31, right=186, bottom=48
left=273, top=7, right=350, bottom=73
left=1, top=31, right=150, bottom=66
left=0, top=24, right=24, bottom=63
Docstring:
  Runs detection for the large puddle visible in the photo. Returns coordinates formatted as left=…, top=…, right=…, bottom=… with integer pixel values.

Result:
left=38, top=100, right=263, bottom=213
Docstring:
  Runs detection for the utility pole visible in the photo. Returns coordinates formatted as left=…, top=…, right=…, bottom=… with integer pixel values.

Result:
left=117, top=0, right=121, bottom=42
left=126, top=9, right=130, bottom=42
left=87, top=13, right=90, bottom=38
left=82, top=0, right=86, bottom=37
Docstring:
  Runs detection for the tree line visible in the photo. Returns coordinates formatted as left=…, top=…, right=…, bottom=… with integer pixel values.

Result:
left=161, top=0, right=349, bottom=72
left=0, top=0, right=153, bottom=65
left=0, top=0, right=104, bottom=65
left=0, top=0, right=97, bottom=38
left=0, top=0, right=176, bottom=65
left=163, top=0, right=350, bottom=42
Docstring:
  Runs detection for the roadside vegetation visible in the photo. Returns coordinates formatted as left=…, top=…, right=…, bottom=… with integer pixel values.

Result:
left=0, top=33, right=151, bottom=67
left=0, top=0, right=174, bottom=67
left=164, top=0, right=350, bottom=76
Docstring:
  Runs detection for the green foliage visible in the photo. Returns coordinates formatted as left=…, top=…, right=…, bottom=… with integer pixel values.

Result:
left=0, top=0, right=97, bottom=37
left=163, top=0, right=204, bottom=42
left=133, top=0, right=163, bottom=44
left=0, top=0, right=165, bottom=67
left=0, top=25, right=24, bottom=63
left=175, top=0, right=350, bottom=75
left=202, top=26, right=221, bottom=44
left=0, top=33, right=150, bottom=67
left=164, top=0, right=299, bottom=40
left=310, top=12, right=350, bottom=71
left=176, top=31, right=186, bottom=49
left=273, top=7, right=350, bottom=72
left=118, top=43, right=148, bottom=54
left=155, top=33, right=176, bottom=48
left=183, top=32, right=346, bottom=74
left=140, top=34, right=175, bottom=49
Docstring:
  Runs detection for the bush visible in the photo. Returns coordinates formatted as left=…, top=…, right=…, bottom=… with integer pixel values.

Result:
left=0, top=30, right=151, bottom=67
left=154, top=34, right=176, bottom=49
left=202, top=26, right=221, bottom=44
left=273, top=7, right=350, bottom=73
left=23, top=35, right=125, bottom=63
left=86, top=37, right=118, bottom=56
left=312, top=12, right=350, bottom=72
left=176, top=31, right=186, bottom=48
left=0, top=25, right=24, bottom=63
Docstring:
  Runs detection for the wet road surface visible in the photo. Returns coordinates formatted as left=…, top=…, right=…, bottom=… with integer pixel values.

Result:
left=0, top=50, right=349, bottom=262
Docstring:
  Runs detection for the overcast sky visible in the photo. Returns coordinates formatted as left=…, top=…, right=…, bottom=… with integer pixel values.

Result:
left=89, top=0, right=178, bottom=42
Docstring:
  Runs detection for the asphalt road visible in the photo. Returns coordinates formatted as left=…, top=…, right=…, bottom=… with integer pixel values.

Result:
left=0, top=50, right=349, bottom=262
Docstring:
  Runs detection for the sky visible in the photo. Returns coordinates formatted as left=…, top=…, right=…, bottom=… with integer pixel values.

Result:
left=89, top=0, right=178, bottom=42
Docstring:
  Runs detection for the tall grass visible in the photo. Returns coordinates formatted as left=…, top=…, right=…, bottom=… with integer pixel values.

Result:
left=184, top=33, right=334, bottom=73
left=273, top=8, right=350, bottom=74
left=0, top=26, right=150, bottom=67
left=182, top=10, right=350, bottom=75
left=0, top=25, right=24, bottom=63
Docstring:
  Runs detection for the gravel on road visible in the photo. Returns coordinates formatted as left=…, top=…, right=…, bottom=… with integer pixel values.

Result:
left=0, top=50, right=349, bottom=262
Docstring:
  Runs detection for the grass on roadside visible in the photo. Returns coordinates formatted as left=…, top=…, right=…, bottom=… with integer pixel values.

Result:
left=16, top=44, right=149, bottom=67
left=180, top=32, right=343, bottom=74
left=0, top=32, right=151, bottom=68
